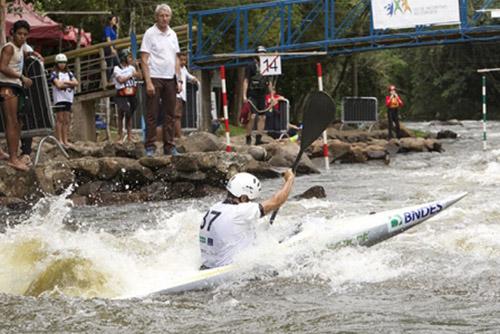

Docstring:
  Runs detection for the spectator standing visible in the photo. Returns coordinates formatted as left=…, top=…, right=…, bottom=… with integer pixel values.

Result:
left=243, top=45, right=273, bottom=145
left=103, top=15, right=119, bottom=78
left=50, top=53, right=78, bottom=147
left=385, top=85, right=404, bottom=139
left=174, top=51, right=198, bottom=138
left=140, top=3, right=182, bottom=156
left=112, top=49, right=141, bottom=142
left=0, top=20, right=33, bottom=171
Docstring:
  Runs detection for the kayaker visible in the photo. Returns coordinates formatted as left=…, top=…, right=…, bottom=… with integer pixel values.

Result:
left=199, top=170, right=295, bottom=269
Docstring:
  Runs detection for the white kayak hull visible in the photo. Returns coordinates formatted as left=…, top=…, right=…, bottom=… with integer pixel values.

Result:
left=131, top=192, right=467, bottom=298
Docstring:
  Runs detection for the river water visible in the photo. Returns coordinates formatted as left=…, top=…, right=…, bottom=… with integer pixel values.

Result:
left=1, top=121, right=500, bottom=333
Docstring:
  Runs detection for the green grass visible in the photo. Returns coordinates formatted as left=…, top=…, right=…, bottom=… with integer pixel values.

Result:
left=411, top=129, right=429, bottom=138
left=216, top=124, right=247, bottom=137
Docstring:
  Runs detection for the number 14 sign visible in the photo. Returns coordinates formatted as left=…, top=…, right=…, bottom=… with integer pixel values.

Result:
left=260, top=55, right=282, bottom=76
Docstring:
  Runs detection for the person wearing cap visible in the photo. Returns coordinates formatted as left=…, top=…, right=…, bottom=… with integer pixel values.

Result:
left=242, top=45, right=274, bottom=145
left=112, top=49, right=141, bottom=142
left=199, top=169, right=295, bottom=269
left=385, top=85, right=404, bottom=139
left=50, top=53, right=78, bottom=147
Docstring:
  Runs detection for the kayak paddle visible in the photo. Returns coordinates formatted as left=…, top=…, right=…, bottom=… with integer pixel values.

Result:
left=269, top=90, right=336, bottom=224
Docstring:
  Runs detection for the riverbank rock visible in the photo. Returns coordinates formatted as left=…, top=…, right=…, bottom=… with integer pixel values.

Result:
left=0, top=125, right=447, bottom=209
left=294, top=186, right=327, bottom=199
left=264, top=141, right=319, bottom=174
left=436, top=130, right=458, bottom=139
left=177, top=132, right=225, bottom=153
left=429, top=119, right=463, bottom=126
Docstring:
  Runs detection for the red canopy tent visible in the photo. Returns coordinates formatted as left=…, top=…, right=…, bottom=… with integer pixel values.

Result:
left=5, top=0, right=91, bottom=48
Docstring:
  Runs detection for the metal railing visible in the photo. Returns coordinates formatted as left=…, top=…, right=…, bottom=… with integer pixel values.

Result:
left=341, top=96, right=378, bottom=131
left=44, top=24, right=194, bottom=96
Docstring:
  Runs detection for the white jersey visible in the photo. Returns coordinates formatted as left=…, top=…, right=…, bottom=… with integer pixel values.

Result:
left=50, top=71, right=75, bottom=104
left=200, top=201, right=263, bottom=268
left=112, top=65, right=137, bottom=90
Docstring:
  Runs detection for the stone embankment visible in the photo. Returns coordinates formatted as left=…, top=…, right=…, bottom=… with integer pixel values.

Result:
left=0, top=128, right=454, bottom=210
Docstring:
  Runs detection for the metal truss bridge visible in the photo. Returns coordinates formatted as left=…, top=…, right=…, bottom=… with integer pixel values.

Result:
left=188, top=0, right=500, bottom=70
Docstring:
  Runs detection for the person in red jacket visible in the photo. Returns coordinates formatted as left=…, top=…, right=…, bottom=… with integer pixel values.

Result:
left=385, top=85, right=404, bottom=139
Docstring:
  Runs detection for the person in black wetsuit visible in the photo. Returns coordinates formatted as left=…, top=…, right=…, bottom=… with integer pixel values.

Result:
left=242, top=46, right=273, bottom=145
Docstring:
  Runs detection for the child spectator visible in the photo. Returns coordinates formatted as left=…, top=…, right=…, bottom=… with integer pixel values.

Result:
left=50, top=53, right=78, bottom=147
left=174, top=52, right=198, bottom=138
left=112, top=49, right=141, bottom=142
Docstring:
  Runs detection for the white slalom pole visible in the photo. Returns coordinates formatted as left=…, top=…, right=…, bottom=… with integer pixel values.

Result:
left=482, top=75, right=487, bottom=151
left=220, top=65, right=232, bottom=152
left=317, top=62, right=329, bottom=170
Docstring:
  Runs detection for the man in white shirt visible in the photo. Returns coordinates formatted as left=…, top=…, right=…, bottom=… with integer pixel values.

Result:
left=200, top=170, right=295, bottom=269
left=140, top=3, right=182, bottom=156
left=174, top=52, right=198, bottom=138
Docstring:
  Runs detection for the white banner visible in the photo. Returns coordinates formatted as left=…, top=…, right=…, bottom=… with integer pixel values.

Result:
left=371, top=0, right=460, bottom=30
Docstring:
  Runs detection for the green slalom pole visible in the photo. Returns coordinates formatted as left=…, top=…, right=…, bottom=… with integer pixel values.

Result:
left=482, top=75, right=487, bottom=151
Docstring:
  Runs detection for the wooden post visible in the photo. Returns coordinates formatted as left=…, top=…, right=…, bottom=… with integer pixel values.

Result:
left=75, top=22, right=83, bottom=93
left=98, top=47, right=108, bottom=89
left=72, top=100, right=97, bottom=142
left=201, top=69, right=212, bottom=131
left=0, top=0, right=6, bottom=46
left=231, top=67, right=245, bottom=125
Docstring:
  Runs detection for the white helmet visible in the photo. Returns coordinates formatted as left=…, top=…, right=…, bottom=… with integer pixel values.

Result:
left=256, top=45, right=267, bottom=53
left=55, top=53, right=67, bottom=63
left=226, top=172, right=261, bottom=200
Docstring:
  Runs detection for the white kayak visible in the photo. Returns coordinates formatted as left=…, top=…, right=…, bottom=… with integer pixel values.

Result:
left=129, top=192, right=467, bottom=298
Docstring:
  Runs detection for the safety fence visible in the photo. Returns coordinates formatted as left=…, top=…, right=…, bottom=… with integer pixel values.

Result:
left=0, top=58, right=53, bottom=138
left=265, top=99, right=290, bottom=139
left=341, top=97, right=378, bottom=130
left=0, top=58, right=69, bottom=164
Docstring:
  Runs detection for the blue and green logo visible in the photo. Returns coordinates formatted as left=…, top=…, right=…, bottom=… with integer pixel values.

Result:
left=385, top=0, right=412, bottom=16
left=390, top=214, right=403, bottom=229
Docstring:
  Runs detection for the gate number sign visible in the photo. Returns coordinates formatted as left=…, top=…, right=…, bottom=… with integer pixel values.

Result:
left=260, top=56, right=282, bottom=76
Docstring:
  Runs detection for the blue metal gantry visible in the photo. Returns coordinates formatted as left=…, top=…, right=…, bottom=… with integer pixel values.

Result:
left=188, top=0, right=500, bottom=70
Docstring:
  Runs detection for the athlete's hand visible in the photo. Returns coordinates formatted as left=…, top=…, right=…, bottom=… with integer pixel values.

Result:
left=243, top=96, right=248, bottom=103
left=21, top=76, right=33, bottom=88
left=283, top=169, right=295, bottom=182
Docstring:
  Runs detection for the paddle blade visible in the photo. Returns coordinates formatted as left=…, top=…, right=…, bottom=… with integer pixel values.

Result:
left=300, top=91, right=336, bottom=150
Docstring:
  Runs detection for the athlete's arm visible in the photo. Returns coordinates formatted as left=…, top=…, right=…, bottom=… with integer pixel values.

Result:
left=261, top=169, right=295, bottom=215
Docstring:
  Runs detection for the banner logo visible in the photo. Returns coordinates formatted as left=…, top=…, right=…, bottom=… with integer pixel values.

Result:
left=385, top=0, right=412, bottom=16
